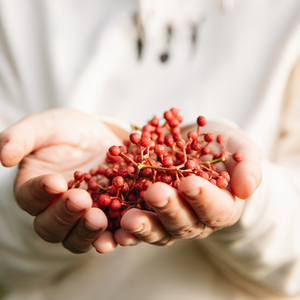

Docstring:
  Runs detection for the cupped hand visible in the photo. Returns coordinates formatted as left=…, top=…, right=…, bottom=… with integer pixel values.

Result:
left=114, top=121, right=262, bottom=247
left=0, top=108, right=125, bottom=254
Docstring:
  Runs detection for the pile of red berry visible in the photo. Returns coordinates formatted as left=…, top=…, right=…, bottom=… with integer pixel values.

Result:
left=68, top=108, right=242, bottom=232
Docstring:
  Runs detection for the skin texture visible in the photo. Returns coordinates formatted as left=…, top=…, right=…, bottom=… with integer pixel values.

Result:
left=0, top=108, right=262, bottom=254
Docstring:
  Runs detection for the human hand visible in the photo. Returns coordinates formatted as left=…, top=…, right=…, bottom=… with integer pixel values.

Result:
left=113, top=122, right=262, bottom=247
left=0, top=108, right=125, bottom=254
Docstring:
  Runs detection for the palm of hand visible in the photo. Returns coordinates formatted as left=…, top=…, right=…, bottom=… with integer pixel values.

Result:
left=0, top=109, right=124, bottom=253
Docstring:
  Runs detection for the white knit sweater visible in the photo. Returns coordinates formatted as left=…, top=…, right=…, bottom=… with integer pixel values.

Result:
left=1, top=1, right=300, bottom=299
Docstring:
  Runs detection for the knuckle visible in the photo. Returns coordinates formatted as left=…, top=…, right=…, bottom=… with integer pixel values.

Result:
left=170, top=221, right=204, bottom=240
left=74, top=226, right=102, bottom=243
left=16, top=199, right=35, bottom=216
left=34, top=220, right=61, bottom=243
left=150, top=235, right=175, bottom=246
left=52, top=212, right=75, bottom=229
left=170, top=225, right=196, bottom=239
left=62, top=241, right=92, bottom=254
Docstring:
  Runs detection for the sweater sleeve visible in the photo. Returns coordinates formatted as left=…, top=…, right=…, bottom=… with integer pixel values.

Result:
left=197, top=57, right=300, bottom=298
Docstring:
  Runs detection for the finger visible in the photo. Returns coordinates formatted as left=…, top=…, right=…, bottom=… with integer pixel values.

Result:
left=145, top=182, right=210, bottom=239
left=145, top=179, right=242, bottom=238
left=120, top=208, right=175, bottom=246
left=0, top=114, right=51, bottom=167
left=114, top=228, right=139, bottom=247
left=62, top=207, right=108, bottom=254
left=226, top=134, right=262, bottom=199
left=33, top=188, right=92, bottom=243
left=93, top=231, right=118, bottom=254
left=0, top=109, right=120, bottom=167
left=230, top=158, right=262, bottom=199
left=14, top=173, right=68, bottom=216
left=178, top=176, right=244, bottom=228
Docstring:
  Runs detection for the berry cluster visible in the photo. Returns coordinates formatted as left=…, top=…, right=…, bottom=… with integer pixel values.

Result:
left=68, top=108, right=242, bottom=232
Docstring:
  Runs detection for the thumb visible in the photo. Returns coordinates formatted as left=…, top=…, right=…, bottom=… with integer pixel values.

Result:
left=0, top=113, right=47, bottom=167
left=0, top=108, right=103, bottom=167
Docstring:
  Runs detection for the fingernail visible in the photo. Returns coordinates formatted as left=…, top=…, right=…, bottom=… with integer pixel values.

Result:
left=84, top=220, right=101, bottom=231
left=150, top=198, right=169, bottom=208
left=66, top=200, right=84, bottom=213
left=126, top=224, right=143, bottom=234
left=182, top=189, right=200, bottom=197
left=129, top=240, right=139, bottom=246
left=0, top=141, right=8, bottom=165
left=0, top=140, right=8, bottom=151
left=44, top=186, right=62, bottom=195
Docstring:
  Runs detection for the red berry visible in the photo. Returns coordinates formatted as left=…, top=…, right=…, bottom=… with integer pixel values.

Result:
left=172, top=180, right=180, bottom=189
left=149, top=116, right=159, bottom=127
left=140, top=167, right=153, bottom=178
left=123, top=153, right=134, bottom=163
left=107, top=220, right=114, bottom=231
left=110, top=198, right=122, bottom=210
left=123, top=139, right=130, bottom=148
left=149, top=140, right=156, bottom=150
left=154, top=144, right=165, bottom=156
left=92, top=202, right=99, bottom=208
left=198, top=171, right=209, bottom=180
left=99, top=193, right=112, bottom=206
left=197, top=116, right=207, bottom=127
left=121, top=182, right=130, bottom=193
left=217, top=134, right=225, bottom=144
left=164, top=135, right=174, bottom=147
left=216, top=177, right=228, bottom=189
left=161, top=174, right=173, bottom=184
left=118, top=167, right=128, bottom=178
left=176, top=138, right=186, bottom=150
left=162, top=156, right=173, bottom=168
left=90, top=168, right=98, bottom=176
left=118, top=145, right=127, bottom=154
left=109, top=145, right=121, bottom=156
left=168, top=118, right=179, bottom=128
left=164, top=110, right=174, bottom=121
left=140, top=136, right=152, bottom=147
left=109, top=209, right=120, bottom=219
left=143, top=180, right=153, bottom=190
left=204, top=132, right=215, bottom=143
left=105, top=168, right=116, bottom=179
left=170, top=107, right=179, bottom=116
left=132, top=182, right=144, bottom=192
left=177, top=115, right=183, bottom=123
left=233, top=152, right=243, bottom=162
left=88, top=180, right=98, bottom=191
left=171, top=126, right=181, bottom=135
left=108, top=186, right=118, bottom=196
left=68, top=180, right=74, bottom=189
left=74, top=171, right=83, bottom=181
left=83, top=173, right=92, bottom=181
left=187, top=131, right=198, bottom=140
left=191, top=140, right=201, bottom=151
left=129, top=133, right=141, bottom=145
left=126, top=165, right=136, bottom=176
left=201, top=146, right=210, bottom=156
left=126, top=192, right=136, bottom=202
left=173, top=133, right=182, bottom=142
left=185, top=159, right=196, bottom=170
left=142, top=124, right=152, bottom=133
left=156, top=134, right=165, bottom=144
left=120, top=208, right=129, bottom=218
left=209, top=178, right=217, bottom=185
left=155, top=126, right=164, bottom=135
left=139, top=190, right=146, bottom=200
left=220, top=171, right=230, bottom=182
left=97, top=166, right=106, bottom=175
left=112, top=176, right=124, bottom=188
